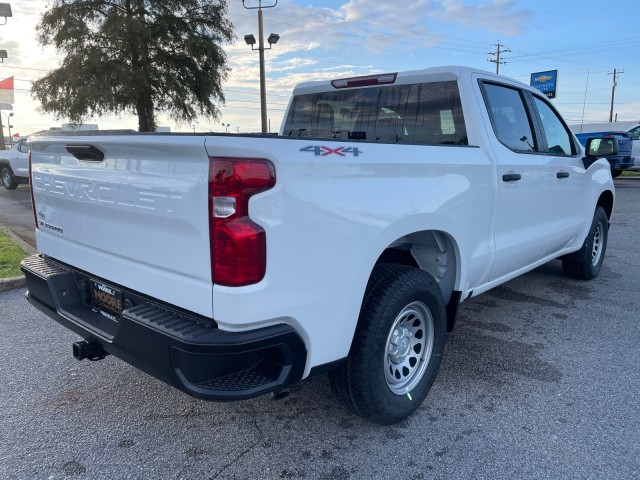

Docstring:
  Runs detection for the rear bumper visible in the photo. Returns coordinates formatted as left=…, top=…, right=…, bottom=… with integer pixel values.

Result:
left=20, top=254, right=307, bottom=401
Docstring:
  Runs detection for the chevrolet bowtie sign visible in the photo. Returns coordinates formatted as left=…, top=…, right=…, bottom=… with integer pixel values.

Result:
left=530, top=70, right=558, bottom=99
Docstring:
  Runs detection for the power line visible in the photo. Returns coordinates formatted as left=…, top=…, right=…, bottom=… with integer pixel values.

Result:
left=508, top=36, right=640, bottom=60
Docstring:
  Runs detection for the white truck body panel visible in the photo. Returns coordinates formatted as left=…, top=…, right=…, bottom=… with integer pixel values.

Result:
left=206, top=135, right=495, bottom=370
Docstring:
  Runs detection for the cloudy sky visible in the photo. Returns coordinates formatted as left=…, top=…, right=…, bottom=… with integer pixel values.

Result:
left=0, top=0, right=639, bottom=135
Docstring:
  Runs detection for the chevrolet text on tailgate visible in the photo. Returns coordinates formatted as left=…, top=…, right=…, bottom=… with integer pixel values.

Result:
left=22, top=66, right=615, bottom=425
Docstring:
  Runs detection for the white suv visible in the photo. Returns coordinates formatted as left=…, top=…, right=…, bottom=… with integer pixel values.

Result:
left=627, top=124, right=640, bottom=169
left=0, top=138, right=29, bottom=189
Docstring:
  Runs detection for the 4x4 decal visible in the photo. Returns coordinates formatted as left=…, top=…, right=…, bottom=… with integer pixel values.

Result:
left=300, top=146, right=362, bottom=157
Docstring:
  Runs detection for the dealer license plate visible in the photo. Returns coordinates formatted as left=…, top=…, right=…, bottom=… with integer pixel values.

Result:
left=91, top=280, right=124, bottom=318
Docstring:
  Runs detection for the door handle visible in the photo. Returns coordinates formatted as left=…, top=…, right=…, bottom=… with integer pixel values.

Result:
left=502, top=173, right=521, bottom=182
left=65, top=145, right=105, bottom=162
left=556, top=171, right=570, bottom=179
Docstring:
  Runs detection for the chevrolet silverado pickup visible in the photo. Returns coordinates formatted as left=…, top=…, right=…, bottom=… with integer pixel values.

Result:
left=1, top=137, right=30, bottom=189
left=22, top=66, right=616, bottom=425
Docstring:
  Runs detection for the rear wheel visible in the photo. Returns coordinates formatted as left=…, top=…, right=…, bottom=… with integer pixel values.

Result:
left=562, top=206, right=608, bottom=280
left=329, top=264, right=447, bottom=425
left=611, top=169, right=622, bottom=178
left=1, top=166, right=18, bottom=190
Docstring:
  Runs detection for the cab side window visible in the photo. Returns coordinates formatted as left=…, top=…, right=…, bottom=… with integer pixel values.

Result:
left=18, top=140, right=30, bottom=153
left=532, top=97, right=575, bottom=155
left=483, top=83, right=536, bottom=153
left=630, top=126, right=640, bottom=140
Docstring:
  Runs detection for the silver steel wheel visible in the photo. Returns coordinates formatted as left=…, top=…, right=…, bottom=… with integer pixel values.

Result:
left=591, top=222, right=603, bottom=266
left=384, top=301, right=434, bottom=395
left=1, top=169, right=10, bottom=187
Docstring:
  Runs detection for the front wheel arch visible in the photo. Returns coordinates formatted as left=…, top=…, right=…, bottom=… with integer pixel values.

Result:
left=596, top=190, right=614, bottom=221
left=562, top=206, right=608, bottom=280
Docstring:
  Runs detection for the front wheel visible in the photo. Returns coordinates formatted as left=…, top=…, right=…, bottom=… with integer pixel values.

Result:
left=611, top=169, right=622, bottom=178
left=1, top=166, right=18, bottom=190
left=329, top=264, right=447, bottom=425
left=562, top=206, right=608, bottom=280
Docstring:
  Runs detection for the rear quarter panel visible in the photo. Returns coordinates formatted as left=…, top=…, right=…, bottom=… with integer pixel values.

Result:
left=206, top=135, right=495, bottom=375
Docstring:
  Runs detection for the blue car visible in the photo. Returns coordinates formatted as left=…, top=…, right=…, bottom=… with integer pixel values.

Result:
left=574, top=131, right=634, bottom=177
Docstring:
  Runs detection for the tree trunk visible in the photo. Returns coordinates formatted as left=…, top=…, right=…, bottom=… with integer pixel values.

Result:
left=136, top=89, right=155, bottom=132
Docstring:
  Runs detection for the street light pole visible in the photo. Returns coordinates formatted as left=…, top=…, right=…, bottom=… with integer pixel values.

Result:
left=5, top=112, right=13, bottom=145
left=257, top=6, right=267, bottom=133
left=243, top=0, right=279, bottom=134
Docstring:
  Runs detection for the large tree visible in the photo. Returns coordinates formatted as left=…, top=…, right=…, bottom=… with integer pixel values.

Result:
left=32, top=0, right=235, bottom=132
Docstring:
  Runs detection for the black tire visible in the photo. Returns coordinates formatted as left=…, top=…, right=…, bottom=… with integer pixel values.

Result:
left=329, top=264, right=447, bottom=425
left=611, top=169, right=622, bottom=178
left=562, top=206, right=608, bottom=280
left=1, top=166, right=18, bottom=190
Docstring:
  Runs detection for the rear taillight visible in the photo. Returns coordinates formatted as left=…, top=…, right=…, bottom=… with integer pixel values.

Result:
left=209, top=157, right=276, bottom=286
left=28, top=151, right=38, bottom=230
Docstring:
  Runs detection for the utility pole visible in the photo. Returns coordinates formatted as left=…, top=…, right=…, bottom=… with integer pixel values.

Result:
left=608, top=68, right=623, bottom=123
left=488, top=41, right=511, bottom=74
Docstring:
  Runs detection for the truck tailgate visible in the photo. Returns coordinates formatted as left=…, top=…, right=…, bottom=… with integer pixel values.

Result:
left=29, top=134, right=213, bottom=317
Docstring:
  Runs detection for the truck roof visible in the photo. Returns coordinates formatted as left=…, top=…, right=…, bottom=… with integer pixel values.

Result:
left=291, top=65, right=532, bottom=96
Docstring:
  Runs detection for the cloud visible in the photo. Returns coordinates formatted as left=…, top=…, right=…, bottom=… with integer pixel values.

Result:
left=272, top=57, right=318, bottom=72
left=436, top=0, right=533, bottom=36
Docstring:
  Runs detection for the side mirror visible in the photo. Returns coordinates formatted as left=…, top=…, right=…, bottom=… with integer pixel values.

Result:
left=583, top=137, right=619, bottom=169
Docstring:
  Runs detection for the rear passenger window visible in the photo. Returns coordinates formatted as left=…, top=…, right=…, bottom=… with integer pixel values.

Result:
left=483, top=83, right=536, bottom=153
left=283, top=81, right=468, bottom=146
left=532, top=97, right=575, bottom=155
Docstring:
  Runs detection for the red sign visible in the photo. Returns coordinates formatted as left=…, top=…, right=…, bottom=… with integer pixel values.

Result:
left=0, top=76, right=14, bottom=104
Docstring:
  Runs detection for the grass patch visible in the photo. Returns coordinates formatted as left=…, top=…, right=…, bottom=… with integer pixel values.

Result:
left=0, top=229, right=29, bottom=279
left=621, top=170, right=640, bottom=177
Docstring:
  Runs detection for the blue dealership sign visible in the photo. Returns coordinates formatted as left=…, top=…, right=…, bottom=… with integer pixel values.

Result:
left=530, top=70, right=558, bottom=99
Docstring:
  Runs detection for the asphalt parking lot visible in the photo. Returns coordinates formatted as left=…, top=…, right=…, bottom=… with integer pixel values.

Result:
left=1, top=180, right=639, bottom=479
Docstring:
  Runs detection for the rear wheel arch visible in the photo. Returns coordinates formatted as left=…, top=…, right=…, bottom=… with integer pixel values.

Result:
left=374, top=230, right=460, bottom=306
left=329, top=263, right=448, bottom=424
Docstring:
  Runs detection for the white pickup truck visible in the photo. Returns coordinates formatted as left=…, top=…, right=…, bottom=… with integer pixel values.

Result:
left=1, top=138, right=30, bottom=189
left=22, top=66, right=616, bottom=425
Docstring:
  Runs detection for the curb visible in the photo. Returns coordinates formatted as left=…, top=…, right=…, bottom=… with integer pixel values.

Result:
left=0, top=224, right=37, bottom=293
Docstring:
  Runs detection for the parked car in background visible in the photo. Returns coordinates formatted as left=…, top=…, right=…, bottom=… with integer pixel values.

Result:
left=625, top=123, right=640, bottom=170
left=572, top=131, right=633, bottom=177
left=0, top=137, right=30, bottom=189
left=571, top=122, right=638, bottom=176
